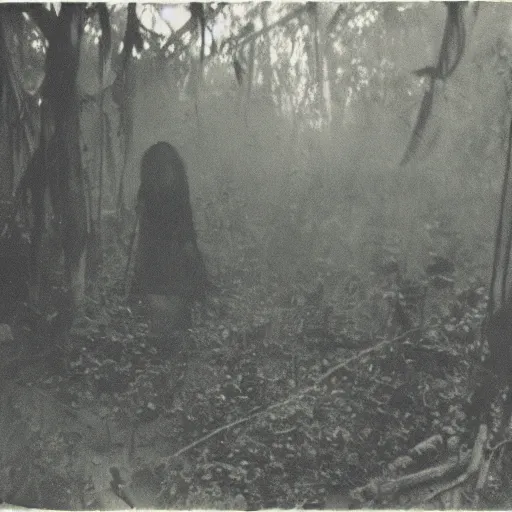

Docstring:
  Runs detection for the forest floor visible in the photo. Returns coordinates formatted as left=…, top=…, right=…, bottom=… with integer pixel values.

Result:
left=1, top=227, right=511, bottom=510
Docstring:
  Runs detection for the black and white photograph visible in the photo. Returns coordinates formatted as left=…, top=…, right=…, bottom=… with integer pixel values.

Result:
left=0, top=1, right=510, bottom=509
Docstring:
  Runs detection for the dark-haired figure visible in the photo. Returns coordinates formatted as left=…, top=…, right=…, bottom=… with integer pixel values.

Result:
left=130, top=142, right=208, bottom=336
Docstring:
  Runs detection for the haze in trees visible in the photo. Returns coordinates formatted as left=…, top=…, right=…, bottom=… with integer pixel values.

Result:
left=3, top=2, right=512, bottom=510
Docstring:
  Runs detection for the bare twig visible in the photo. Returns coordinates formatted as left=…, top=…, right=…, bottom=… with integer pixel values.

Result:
left=271, top=426, right=297, bottom=436
left=162, top=415, right=252, bottom=462
left=237, top=5, right=308, bottom=49
left=316, top=326, right=424, bottom=385
left=159, top=327, right=426, bottom=463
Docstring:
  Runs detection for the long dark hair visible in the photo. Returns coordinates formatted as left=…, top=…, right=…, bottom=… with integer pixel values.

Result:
left=139, top=142, right=190, bottom=203
left=138, top=142, right=196, bottom=232
left=134, top=141, right=208, bottom=299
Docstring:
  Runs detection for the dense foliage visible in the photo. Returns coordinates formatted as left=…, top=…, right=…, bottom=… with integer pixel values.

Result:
left=2, top=2, right=512, bottom=509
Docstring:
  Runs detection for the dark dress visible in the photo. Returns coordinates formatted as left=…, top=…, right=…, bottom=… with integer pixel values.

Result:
left=132, top=189, right=204, bottom=299
left=130, top=143, right=207, bottom=331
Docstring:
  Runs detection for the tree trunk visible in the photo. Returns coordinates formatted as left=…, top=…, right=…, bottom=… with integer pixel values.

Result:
left=40, top=4, right=88, bottom=312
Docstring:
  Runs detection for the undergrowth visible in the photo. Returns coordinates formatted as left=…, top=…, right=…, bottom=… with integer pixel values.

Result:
left=0, top=197, right=493, bottom=509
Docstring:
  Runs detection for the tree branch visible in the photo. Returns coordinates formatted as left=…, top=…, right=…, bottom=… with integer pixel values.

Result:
left=237, top=5, right=308, bottom=49
left=159, top=3, right=226, bottom=56
left=326, top=5, right=346, bottom=35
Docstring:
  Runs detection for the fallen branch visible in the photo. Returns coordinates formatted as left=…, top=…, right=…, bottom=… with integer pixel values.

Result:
left=352, top=452, right=471, bottom=502
left=316, top=326, right=424, bottom=386
left=409, top=423, right=488, bottom=507
left=159, top=328, right=424, bottom=463
left=161, top=413, right=254, bottom=463
left=348, top=425, right=488, bottom=508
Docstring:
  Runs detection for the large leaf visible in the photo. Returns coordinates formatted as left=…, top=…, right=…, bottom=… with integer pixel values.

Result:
left=401, top=2, right=467, bottom=166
